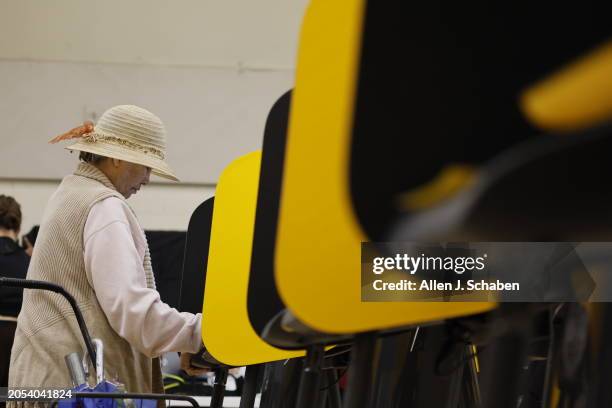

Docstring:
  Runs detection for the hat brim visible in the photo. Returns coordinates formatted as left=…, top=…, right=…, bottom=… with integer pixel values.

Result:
left=66, top=140, right=179, bottom=182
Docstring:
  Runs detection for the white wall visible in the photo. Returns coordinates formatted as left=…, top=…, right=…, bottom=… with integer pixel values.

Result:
left=0, top=0, right=307, bottom=68
left=0, top=0, right=308, bottom=231
left=0, top=60, right=294, bottom=183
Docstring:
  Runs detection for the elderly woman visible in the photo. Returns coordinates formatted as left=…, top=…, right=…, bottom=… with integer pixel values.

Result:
left=9, top=105, right=206, bottom=400
left=0, top=195, right=30, bottom=393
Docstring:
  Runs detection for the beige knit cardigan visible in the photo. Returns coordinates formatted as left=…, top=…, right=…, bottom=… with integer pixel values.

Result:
left=8, top=163, right=163, bottom=405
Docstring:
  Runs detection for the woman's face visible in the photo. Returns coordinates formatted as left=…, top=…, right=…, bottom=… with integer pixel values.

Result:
left=113, top=161, right=152, bottom=199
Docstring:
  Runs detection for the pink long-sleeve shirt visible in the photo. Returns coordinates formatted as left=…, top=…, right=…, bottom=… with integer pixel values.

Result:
left=83, top=196, right=202, bottom=358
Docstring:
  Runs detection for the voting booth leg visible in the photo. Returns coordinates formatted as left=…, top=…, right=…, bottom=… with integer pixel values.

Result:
left=295, top=344, right=325, bottom=408
left=462, top=346, right=483, bottom=407
left=259, top=359, right=301, bottom=408
left=589, top=303, right=612, bottom=407
left=211, top=367, right=229, bottom=408
left=240, top=364, right=263, bottom=408
left=327, top=369, right=342, bottom=408
left=480, top=325, right=531, bottom=408
left=343, top=333, right=380, bottom=408
left=316, top=387, right=328, bottom=408
left=369, top=330, right=415, bottom=407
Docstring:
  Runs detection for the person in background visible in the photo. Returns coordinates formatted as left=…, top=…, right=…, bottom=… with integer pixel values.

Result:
left=9, top=105, right=207, bottom=401
left=21, top=225, right=38, bottom=257
left=0, top=195, right=30, bottom=396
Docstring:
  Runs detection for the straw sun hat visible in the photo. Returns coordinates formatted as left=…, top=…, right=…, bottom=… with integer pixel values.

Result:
left=50, top=105, right=178, bottom=181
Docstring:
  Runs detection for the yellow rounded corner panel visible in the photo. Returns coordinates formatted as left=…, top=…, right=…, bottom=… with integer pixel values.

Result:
left=203, top=151, right=304, bottom=365
left=276, top=0, right=495, bottom=334
left=521, top=41, right=612, bottom=131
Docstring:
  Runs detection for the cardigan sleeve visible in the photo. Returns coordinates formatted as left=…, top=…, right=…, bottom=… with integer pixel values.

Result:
left=84, top=197, right=202, bottom=357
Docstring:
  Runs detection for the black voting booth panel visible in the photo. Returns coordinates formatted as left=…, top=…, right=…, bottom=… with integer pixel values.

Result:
left=441, top=124, right=612, bottom=241
left=178, top=198, right=214, bottom=316
left=350, top=1, right=612, bottom=241
left=392, top=123, right=612, bottom=242
left=174, top=198, right=241, bottom=408
left=247, top=90, right=351, bottom=350
left=247, top=90, right=290, bottom=341
left=146, top=230, right=186, bottom=310
left=176, top=196, right=230, bottom=372
left=245, top=91, right=347, bottom=408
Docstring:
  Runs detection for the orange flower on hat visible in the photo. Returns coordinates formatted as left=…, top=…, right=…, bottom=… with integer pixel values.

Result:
left=49, top=121, right=95, bottom=144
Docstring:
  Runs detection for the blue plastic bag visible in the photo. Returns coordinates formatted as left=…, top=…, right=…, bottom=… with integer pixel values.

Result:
left=57, top=383, right=101, bottom=408
left=58, top=381, right=156, bottom=408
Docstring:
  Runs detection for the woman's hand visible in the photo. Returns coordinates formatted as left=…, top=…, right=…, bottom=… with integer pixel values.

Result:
left=180, top=352, right=211, bottom=377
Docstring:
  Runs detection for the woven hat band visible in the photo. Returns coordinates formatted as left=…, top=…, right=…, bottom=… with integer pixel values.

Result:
left=81, top=131, right=165, bottom=160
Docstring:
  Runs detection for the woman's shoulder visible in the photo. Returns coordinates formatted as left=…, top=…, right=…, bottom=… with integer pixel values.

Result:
left=85, top=196, right=143, bottom=238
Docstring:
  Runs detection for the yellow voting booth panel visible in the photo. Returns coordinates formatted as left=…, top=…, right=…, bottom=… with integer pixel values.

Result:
left=521, top=41, right=612, bottom=132
left=275, top=0, right=495, bottom=334
left=203, top=151, right=304, bottom=365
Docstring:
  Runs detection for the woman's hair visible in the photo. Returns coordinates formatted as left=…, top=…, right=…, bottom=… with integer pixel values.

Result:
left=0, top=195, right=22, bottom=231
left=79, top=151, right=107, bottom=164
